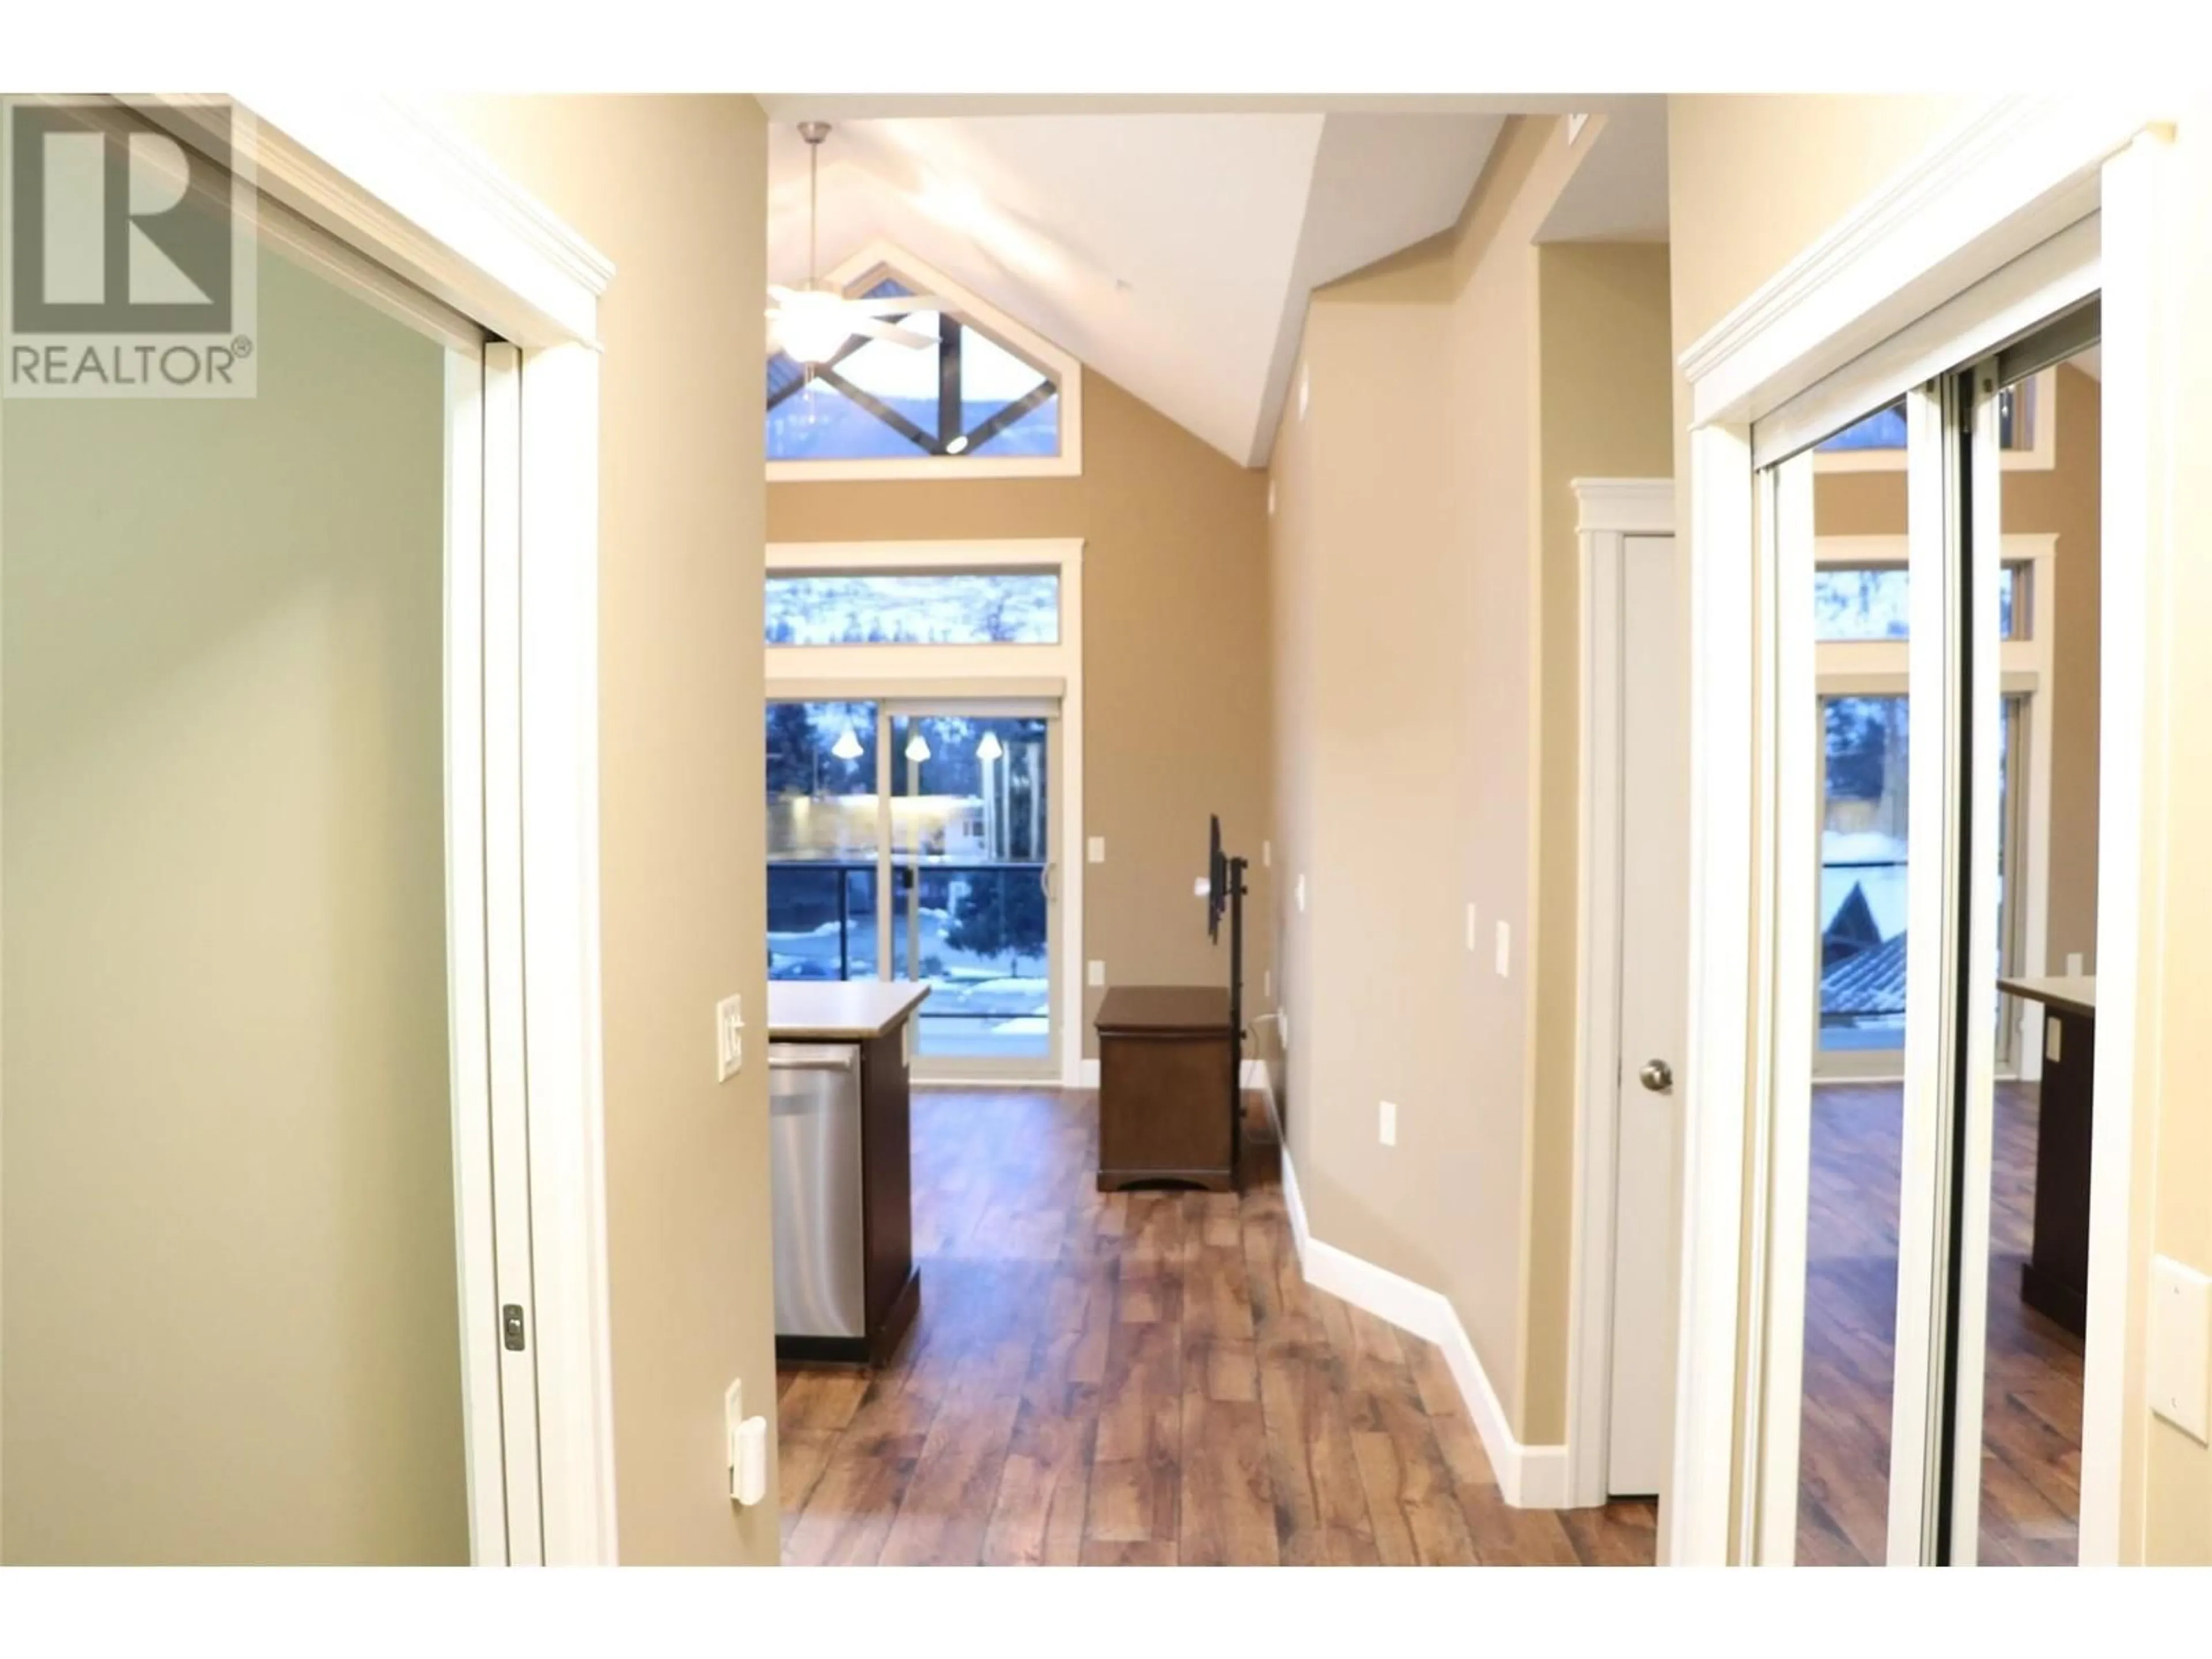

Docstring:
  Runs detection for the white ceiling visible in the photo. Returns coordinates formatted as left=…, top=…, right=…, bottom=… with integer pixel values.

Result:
left=1537, top=103, right=1670, bottom=244
left=770, top=112, right=1512, bottom=466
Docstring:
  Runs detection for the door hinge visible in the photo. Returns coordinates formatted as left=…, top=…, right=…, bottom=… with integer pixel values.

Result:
left=503, top=1303, right=527, bottom=1352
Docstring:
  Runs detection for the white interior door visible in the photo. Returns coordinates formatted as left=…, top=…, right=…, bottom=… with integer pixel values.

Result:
left=1607, top=532, right=1691, bottom=1497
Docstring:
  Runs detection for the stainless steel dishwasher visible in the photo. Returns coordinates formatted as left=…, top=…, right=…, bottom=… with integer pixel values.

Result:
left=768, top=1042, right=866, bottom=1340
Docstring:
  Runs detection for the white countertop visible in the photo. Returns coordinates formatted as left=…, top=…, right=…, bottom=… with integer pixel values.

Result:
left=1995, top=975, right=2096, bottom=1018
left=767, top=980, right=931, bottom=1041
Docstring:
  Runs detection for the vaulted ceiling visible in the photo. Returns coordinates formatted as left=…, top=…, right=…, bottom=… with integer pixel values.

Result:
left=763, top=99, right=1667, bottom=468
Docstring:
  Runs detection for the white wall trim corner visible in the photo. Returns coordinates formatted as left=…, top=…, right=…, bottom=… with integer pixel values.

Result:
left=1572, top=477, right=1676, bottom=536
left=1279, top=1149, right=1569, bottom=1509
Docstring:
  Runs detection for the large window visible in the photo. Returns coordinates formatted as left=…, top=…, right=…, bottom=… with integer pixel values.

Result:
left=765, top=571, right=1060, bottom=646
left=765, top=251, right=1081, bottom=483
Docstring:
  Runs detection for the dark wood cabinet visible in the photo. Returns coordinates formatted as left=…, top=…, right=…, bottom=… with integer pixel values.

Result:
left=1999, top=976, right=2096, bottom=1339
left=1095, top=985, right=1237, bottom=1192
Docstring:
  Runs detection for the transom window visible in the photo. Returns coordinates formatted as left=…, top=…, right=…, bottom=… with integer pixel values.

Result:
left=765, top=248, right=1082, bottom=483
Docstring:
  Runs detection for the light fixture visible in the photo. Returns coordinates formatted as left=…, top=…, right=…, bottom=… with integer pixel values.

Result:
left=775, top=288, right=856, bottom=366
left=768, top=123, right=944, bottom=365
left=905, top=731, right=931, bottom=763
left=975, top=731, right=1004, bottom=762
left=831, top=726, right=863, bottom=762
left=945, top=434, right=969, bottom=454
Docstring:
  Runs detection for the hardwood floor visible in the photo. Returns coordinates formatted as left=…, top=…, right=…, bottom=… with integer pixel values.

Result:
left=1797, top=1080, right=2084, bottom=1566
left=777, top=1088, right=1658, bottom=1566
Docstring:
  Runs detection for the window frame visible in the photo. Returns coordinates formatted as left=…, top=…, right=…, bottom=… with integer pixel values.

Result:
left=1812, top=531, right=2057, bottom=1086
left=766, top=242, right=1084, bottom=484
left=1812, top=366, right=2058, bottom=474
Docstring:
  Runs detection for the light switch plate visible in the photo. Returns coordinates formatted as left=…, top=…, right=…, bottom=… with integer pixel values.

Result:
left=1297, top=365, right=1309, bottom=421
left=1494, top=921, right=1510, bottom=978
left=2150, top=1255, right=2211, bottom=1443
left=715, top=994, right=745, bottom=1082
left=2046, top=1016, right=2063, bottom=1065
left=1088, top=836, right=1107, bottom=864
left=1088, top=959, right=1106, bottom=987
left=1296, top=874, right=1307, bottom=914
left=1378, top=1101, right=1397, bottom=1147
left=2066, top=951, right=2085, bottom=976
left=1465, top=902, right=1479, bottom=953
left=1262, top=840, right=1272, bottom=868
left=1263, top=968, right=1272, bottom=999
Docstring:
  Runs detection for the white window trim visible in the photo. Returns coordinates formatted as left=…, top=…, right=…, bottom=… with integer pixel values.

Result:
left=206, top=90, right=619, bottom=1565
left=765, top=539, right=1087, bottom=1089
left=1812, top=366, right=2059, bottom=472
left=1810, top=533, right=2059, bottom=1085
left=766, top=241, right=1083, bottom=484
left=1673, top=95, right=2174, bottom=1570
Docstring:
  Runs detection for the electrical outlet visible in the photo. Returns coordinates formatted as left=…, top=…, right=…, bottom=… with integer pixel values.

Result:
left=1379, top=1101, right=1397, bottom=1147
left=2149, top=1255, right=2211, bottom=1443
left=1088, top=959, right=1106, bottom=987
left=715, top=994, right=745, bottom=1082
left=1296, top=874, right=1307, bottom=914
left=1494, top=921, right=1510, bottom=979
left=1088, top=836, right=1107, bottom=864
left=1465, top=902, right=1479, bottom=952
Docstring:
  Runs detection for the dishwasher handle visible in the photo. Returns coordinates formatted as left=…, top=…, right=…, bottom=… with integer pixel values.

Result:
left=767, top=1046, right=859, bottom=1073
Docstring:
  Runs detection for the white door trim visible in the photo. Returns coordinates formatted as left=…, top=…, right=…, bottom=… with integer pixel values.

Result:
left=766, top=538, right=1088, bottom=1089
left=1674, top=94, right=2173, bottom=1567
left=215, top=92, right=620, bottom=1565
left=1566, top=477, right=1675, bottom=1509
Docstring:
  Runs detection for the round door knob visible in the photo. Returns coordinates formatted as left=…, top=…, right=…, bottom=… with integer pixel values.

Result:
left=1639, top=1059, right=1675, bottom=1093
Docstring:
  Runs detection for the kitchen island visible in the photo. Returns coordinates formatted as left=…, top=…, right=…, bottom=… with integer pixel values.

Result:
left=1997, top=974, right=2095, bottom=1336
left=768, top=981, right=930, bottom=1366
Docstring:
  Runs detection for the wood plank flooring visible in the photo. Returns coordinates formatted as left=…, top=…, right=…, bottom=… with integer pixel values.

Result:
left=1797, top=1081, right=2084, bottom=1565
left=778, top=1089, right=1658, bottom=1567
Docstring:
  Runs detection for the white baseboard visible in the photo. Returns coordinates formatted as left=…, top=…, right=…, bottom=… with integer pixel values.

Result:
left=1279, top=1145, right=1570, bottom=1510
left=1077, top=1057, right=1272, bottom=1090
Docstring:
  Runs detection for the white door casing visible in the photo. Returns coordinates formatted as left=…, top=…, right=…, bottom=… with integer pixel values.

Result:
left=1568, top=480, right=1687, bottom=1509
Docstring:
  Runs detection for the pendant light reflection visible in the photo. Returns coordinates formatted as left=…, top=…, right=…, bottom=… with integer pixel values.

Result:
left=975, top=730, right=1005, bottom=762
left=831, top=725, right=864, bottom=762
left=905, top=730, right=932, bottom=762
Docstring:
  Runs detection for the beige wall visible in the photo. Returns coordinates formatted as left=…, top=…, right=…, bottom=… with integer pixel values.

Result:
left=1267, top=116, right=1674, bottom=1441
left=1812, top=363, right=2104, bottom=974
left=2, top=247, right=465, bottom=1561
left=1525, top=242, right=1677, bottom=1438
left=766, top=372, right=1273, bottom=1060
left=431, top=95, right=781, bottom=1566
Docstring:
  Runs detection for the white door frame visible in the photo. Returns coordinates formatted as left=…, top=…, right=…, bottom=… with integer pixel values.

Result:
left=1566, top=478, right=1677, bottom=1509
left=196, top=92, right=620, bottom=1564
left=765, top=538, right=1088, bottom=1089
left=1670, top=96, right=2176, bottom=1567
